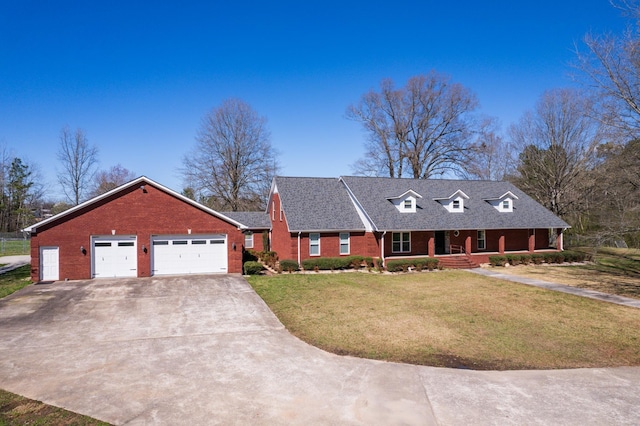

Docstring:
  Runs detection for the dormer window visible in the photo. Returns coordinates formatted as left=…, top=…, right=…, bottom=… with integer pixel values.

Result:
left=434, top=190, right=469, bottom=213
left=484, top=191, right=518, bottom=213
left=387, top=190, right=422, bottom=213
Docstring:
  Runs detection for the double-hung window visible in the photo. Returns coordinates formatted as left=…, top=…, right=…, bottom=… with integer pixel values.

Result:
left=339, top=232, right=350, bottom=255
left=392, top=232, right=410, bottom=253
left=477, top=230, right=486, bottom=250
left=309, top=233, right=320, bottom=256
left=244, top=232, right=254, bottom=249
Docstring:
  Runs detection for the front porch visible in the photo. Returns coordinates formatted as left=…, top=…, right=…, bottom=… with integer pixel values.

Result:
left=381, top=228, right=564, bottom=269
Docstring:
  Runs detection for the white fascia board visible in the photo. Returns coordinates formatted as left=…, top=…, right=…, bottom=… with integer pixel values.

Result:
left=386, top=189, right=423, bottom=201
left=483, top=191, right=519, bottom=201
left=433, top=189, right=470, bottom=201
left=339, top=177, right=377, bottom=232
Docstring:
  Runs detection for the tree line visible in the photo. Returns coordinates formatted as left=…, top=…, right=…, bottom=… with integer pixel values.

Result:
left=7, top=1, right=639, bottom=248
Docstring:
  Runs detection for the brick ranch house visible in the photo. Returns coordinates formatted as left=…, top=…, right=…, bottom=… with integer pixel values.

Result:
left=24, top=175, right=568, bottom=282
left=267, top=176, right=569, bottom=268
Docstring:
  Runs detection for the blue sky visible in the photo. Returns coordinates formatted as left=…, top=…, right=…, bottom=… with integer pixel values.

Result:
left=0, top=1, right=628, bottom=200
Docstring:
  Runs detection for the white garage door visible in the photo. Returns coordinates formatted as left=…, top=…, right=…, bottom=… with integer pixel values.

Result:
left=151, top=235, right=227, bottom=275
left=92, top=236, right=138, bottom=278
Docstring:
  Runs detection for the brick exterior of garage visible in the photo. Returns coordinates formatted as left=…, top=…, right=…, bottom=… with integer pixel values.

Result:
left=27, top=178, right=245, bottom=282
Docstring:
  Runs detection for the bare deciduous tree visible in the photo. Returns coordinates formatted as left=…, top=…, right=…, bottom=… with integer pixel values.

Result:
left=181, top=98, right=279, bottom=211
left=461, top=117, right=516, bottom=181
left=57, top=126, right=99, bottom=205
left=347, top=72, right=478, bottom=179
left=585, top=139, right=640, bottom=244
left=574, top=0, right=640, bottom=138
left=509, top=89, right=600, bottom=219
left=90, top=164, right=136, bottom=197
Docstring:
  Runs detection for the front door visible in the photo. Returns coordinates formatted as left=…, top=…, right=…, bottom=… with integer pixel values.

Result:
left=435, top=231, right=451, bottom=254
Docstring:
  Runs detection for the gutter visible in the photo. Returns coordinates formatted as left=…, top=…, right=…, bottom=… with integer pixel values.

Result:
left=381, top=231, right=386, bottom=267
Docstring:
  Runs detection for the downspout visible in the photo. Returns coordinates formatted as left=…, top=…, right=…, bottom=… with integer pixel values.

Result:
left=381, top=231, right=386, bottom=268
left=297, top=232, right=301, bottom=267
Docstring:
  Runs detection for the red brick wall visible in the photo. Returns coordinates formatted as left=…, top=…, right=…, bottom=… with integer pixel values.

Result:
left=503, top=229, right=528, bottom=251
left=296, top=232, right=371, bottom=260
left=382, top=231, right=431, bottom=257
left=535, top=228, right=550, bottom=249
left=30, top=183, right=244, bottom=281
left=269, top=193, right=297, bottom=260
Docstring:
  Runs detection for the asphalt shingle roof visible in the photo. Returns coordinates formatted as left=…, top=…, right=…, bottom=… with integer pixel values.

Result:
left=274, top=177, right=366, bottom=232
left=222, top=211, right=271, bottom=229
left=340, top=176, right=570, bottom=231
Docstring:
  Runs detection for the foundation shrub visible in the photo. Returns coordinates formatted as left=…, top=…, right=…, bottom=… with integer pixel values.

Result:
left=530, top=253, right=544, bottom=264
left=243, top=249, right=259, bottom=263
left=489, top=255, right=507, bottom=267
left=243, top=261, right=264, bottom=275
left=279, top=259, right=299, bottom=272
left=386, top=258, right=438, bottom=272
left=505, top=254, right=521, bottom=266
left=302, top=257, right=350, bottom=271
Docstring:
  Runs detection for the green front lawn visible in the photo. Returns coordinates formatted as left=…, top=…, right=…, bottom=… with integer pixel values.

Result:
left=248, top=271, right=640, bottom=370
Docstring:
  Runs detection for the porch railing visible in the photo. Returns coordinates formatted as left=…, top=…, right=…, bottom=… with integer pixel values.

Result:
left=449, top=244, right=465, bottom=255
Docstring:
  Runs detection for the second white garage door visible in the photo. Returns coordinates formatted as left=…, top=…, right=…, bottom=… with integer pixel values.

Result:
left=92, top=236, right=138, bottom=278
left=151, top=235, right=228, bottom=275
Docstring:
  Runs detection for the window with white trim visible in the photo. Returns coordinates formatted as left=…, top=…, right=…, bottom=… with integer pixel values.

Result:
left=272, top=201, right=275, bottom=220
left=309, top=233, right=320, bottom=256
left=244, top=232, right=254, bottom=249
left=339, top=232, right=350, bottom=255
left=279, top=204, right=283, bottom=221
left=502, top=200, right=510, bottom=210
left=392, top=232, right=410, bottom=253
left=403, top=199, right=412, bottom=209
left=477, top=230, right=486, bottom=250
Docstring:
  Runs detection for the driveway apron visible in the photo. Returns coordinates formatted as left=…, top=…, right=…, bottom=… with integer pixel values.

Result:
left=0, top=275, right=639, bottom=425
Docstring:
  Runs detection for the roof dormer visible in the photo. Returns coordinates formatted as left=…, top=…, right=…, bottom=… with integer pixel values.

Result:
left=387, top=189, right=422, bottom=213
left=434, top=190, right=469, bottom=213
left=484, top=191, right=518, bottom=213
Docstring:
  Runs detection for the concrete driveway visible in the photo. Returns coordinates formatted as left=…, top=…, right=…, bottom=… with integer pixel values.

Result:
left=0, top=275, right=639, bottom=425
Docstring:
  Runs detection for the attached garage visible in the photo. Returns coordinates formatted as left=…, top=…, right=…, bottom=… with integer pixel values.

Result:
left=24, top=176, right=247, bottom=282
left=151, top=235, right=227, bottom=275
left=92, top=236, right=138, bottom=278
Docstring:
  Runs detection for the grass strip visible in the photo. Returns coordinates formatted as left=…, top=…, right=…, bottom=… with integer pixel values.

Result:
left=0, top=388, right=110, bottom=425
left=0, top=265, right=32, bottom=299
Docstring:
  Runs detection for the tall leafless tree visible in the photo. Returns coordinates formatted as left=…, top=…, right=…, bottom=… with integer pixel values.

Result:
left=461, top=117, right=516, bottom=181
left=57, top=126, right=99, bottom=205
left=347, top=72, right=478, bottom=179
left=181, top=98, right=279, bottom=211
left=90, top=164, right=136, bottom=197
left=574, top=0, right=640, bottom=139
left=509, top=89, right=600, bottom=219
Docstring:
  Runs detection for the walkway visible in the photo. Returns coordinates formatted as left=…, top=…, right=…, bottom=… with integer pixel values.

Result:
left=469, top=267, right=640, bottom=309
left=0, top=255, right=30, bottom=274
